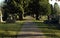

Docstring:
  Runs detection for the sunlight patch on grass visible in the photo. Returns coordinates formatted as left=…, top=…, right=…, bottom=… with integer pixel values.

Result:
left=0, top=30, right=19, bottom=36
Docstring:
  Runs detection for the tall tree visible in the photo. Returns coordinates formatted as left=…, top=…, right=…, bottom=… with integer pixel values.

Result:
left=11, top=0, right=31, bottom=20
left=28, top=0, right=40, bottom=20
left=3, top=0, right=51, bottom=21
left=54, top=3, right=60, bottom=15
left=39, top=0, right=51, bottom=15
left=3, top=0, right=23, bottom=20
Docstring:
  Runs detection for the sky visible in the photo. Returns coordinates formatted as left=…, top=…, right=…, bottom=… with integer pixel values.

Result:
left=0, top=0, right=5, bottom=3
left=0, top=0, right=5, bottom=7
left=49, top=0, right=56, bottom=5
left=49, top=0, right=60, bottom=6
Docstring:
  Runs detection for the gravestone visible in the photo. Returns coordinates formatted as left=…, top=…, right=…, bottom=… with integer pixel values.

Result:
left=6, top=15, right=16, bottom=23
left=48, top=15, right=52, bottom=21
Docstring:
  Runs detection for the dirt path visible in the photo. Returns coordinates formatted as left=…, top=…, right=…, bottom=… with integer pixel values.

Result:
left=17, top=22, right=46, bottom=38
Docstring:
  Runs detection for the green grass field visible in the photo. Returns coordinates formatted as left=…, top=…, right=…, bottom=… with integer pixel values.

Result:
left=36, top=22, right=60, bottom=38
left=0, top=22, right=24, bottom=36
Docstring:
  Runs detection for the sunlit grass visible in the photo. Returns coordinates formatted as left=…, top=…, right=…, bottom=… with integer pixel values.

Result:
left=0, top=22, right=24, bottom=36
left=33, top=15, right=48, bottom=22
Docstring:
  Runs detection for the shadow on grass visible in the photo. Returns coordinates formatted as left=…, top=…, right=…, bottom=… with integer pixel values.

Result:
left=35, top=22, right=60, bottom=38
left=44, top=20, right=60, bottom=30
left=44, top=33, right=60, bottom=38
left=0, top=34, right=45, bottom=38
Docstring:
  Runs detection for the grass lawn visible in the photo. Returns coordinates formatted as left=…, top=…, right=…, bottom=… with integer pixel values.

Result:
left=0, top=22, right=24, bottom=36
left=35, top=22, right=60, bottom=38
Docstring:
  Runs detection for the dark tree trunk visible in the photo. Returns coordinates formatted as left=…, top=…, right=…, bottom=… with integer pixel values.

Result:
left=19, top=12, right=23, bottom=20
left=3, top=12, right=8, bottom=21
left=35, top=13, right=39, bottom=20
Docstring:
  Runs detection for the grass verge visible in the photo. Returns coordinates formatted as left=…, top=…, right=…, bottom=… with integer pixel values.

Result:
left=35, top=22, right=60, bottom=38
left=0, top=22, right=24, bottom=36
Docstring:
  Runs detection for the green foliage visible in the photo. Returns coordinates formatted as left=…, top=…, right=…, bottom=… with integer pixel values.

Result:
left=39, top=0, right=51, bottom=15
left=54, top=3, right=60, bottom=15
left=0, top=22, right=23, bottom=36
left=4, top=0, right=51, bottom=15
left=3, top=0, right=51, bottom=20
left=47, top=4, right=51, bottom=15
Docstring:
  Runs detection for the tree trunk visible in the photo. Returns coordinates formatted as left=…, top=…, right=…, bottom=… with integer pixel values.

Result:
left=35, top=13, right=39, bottom=20
left=0, top=8, right=3, bottom=22
left=19, top=12, right=23, bottom=20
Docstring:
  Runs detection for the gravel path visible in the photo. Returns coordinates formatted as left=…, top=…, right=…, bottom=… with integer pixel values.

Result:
left=17, top=22, right=46, bottom=38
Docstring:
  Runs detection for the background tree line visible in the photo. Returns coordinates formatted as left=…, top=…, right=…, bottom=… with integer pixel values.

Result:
left=2, top=0, right=51, bottom=21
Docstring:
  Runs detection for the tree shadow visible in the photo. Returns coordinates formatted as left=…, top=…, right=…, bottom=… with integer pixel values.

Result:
left=44, top=33, right=60, bottom=38
left=44, top=20, right=60, bottom=30
left=0, top=34, right=45, bottom=37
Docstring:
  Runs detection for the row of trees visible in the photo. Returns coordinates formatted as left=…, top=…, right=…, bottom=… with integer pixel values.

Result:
left=48, top=3, right=60, bottom=24
left=2, top=0, right=51, bottom=21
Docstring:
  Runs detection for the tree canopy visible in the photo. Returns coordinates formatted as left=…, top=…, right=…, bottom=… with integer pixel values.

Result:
left=2, top=0, right=51, bottom=20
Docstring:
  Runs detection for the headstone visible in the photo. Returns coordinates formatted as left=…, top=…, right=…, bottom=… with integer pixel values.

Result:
left=48, top=15, right=52, bottom=20
left=6, top=15, right=16, bottom=23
